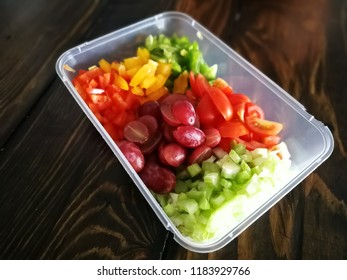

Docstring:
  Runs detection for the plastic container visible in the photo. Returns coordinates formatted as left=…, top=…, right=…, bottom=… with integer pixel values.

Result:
left=56, top=12, right=334, bottom=253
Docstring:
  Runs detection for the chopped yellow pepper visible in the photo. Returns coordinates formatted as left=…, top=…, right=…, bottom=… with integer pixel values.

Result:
left=137, top=47, right=150, bottom=60
left=98, top=58, right=112, bottom=73
left=130, top=60, right=158, bottom=87
left=173, top=70, right=189, bottom=94
left=114, top=74, right=129, bottom=90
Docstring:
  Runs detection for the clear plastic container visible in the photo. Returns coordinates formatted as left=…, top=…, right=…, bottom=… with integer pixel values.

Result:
left=56, top=12, right=334, bottom=253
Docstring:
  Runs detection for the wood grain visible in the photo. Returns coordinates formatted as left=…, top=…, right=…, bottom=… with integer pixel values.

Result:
left=0, top=81, right=168, bottom=259
left=167, top=0, right=347, bottom=259
left=0, top=0, right=346, bottom=260
left=0, top=0, right=103, bottom=147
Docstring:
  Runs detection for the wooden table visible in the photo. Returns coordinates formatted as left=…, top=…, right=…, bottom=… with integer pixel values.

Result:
left=1, top=0, right=346, bottom=259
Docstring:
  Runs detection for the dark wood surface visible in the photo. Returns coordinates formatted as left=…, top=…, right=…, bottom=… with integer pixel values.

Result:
left=0, top=0, right=346, bottom=259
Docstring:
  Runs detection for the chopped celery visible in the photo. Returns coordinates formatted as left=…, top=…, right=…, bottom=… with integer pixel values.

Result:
left=174, top=180, right=189, bottom=193
left=187, top=163, right=202, bottom=177
left=202, top=161, right=220, bottom=173
left=220, top=178, right=232, bottom=189
left=164, top=204, right=176, bottom=216
left=204, top=172, right=220, bottom=187
left=233, top=143, right=246, bottom=155
left=176, top=168, right=190, bottom=180
left=212, top=146, right=228, bottom=159
left=221, top=161, right=240, bottom=179
left=229, top=149, right=241, bottom=164
left=155, top=141, right=292, bottom=242
left=187, top=189, right=204, bottom=200
left=198, top=197, right=210, bottom=210
left=235, top=170, right=251, bottom=184
left=177, top=198, right=199, bottom=215
left=210, top=194, right=226, bottom=209
left=240, top=160, right=251, bottom=172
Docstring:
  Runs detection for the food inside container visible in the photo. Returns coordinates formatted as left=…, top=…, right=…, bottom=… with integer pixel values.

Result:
left=56, top=12, right=334, bottom=252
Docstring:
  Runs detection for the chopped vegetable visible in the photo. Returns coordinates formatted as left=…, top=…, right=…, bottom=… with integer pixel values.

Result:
left=144, top=34, right=217, bottom=85
left=155, top=142, right=291, bottom=241
left=71, top=33, right=291, bottom=243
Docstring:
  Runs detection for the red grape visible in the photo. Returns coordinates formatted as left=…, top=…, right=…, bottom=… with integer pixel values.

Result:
left=188, top=145, right=213, bottom=165
left=171, top=99, right=196, bottom=126
left=160, top=103, right=181, bottom=126
left=118, top=141, right=145, bottom=172
left=140, top=161, right=176, bottom=193
left=160, top=168, right=177, bottom=193
left=124, top=120, right=150, bottom=143
left=159, top=93, right=188, bottom=105
left=173, top=125, right=206, bottom=148
left=138, top=114, right=158, bottom=136
left=202, top=128, right=221, bottom=147
left=138, top=131, right=162, bottom=155
left=162, top=122, right=175, bottom=142
left=139, top=100, right=161, bottom=119
left=160, top=142, right=187, bottom=167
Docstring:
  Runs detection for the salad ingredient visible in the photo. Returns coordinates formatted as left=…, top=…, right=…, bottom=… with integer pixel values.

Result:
left=173, top=126, right=206, bottom=148
left=244, top=116, right=283, bottom=137
left=196, top=93, right=224, bottom=127
left=140, top=161, right=176, bottom=193
left=202, top=128, right=221, bottom=148
left=188, top=145, right=213, bottom=165
left=207, top=87, right=233, bottom=121
left=118, top=141, right=145, bottom=173
left=124, top=120, right=150, bottom=144
left=156, top=142, right=291, bottom=241
left=159, top=142, right=187, bottom=167
left=71, top=33, right=290, bottom=242
left=145, top=34, right=217, bottom=84
left=171, top=99, right=196, bottom=126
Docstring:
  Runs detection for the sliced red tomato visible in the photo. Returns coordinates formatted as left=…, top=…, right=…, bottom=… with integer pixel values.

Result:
left=189, top=71, right=199, bottom=98
left=207, top=87, right=233, bottom=121
left=232, top=102, right=246, bottom=121
left=227, top=93, right=251, bottom=106
left=217, top=120, right=249, bottom=138
left=245, top=102, right=265, bottom=119
left=239, top=133, right=253, bottom=142
left=212, top=78, right=233, bottom=96
left=218, top=137, right=233, bottom=152
left=196, top=94, right=223, bottom=128
left=245, top=116, right=283, bottom=136
left=194, top=73, right=210, bottom=98
left=233, top=137, right=265, bottom=151
left=185, top=89, right=198, bottom=105
left=261, top=135, right=281, bottom=148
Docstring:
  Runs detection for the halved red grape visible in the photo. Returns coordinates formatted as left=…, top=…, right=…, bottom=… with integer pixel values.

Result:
left=162, top=122, right=175, bottom=142
left=173, top=125, right=206, bottom=148
left=161, top=142, right=187, bottom=167
left=138, top=114, right=158, bottom=136
left=188, top=145, right=213, bottom=165
left=138, top=131, right=162, bottom=155
left=171, top=99, right=196, bottom=126
left=202, top=127, right=221, bottom=148
left=140, top=161, right=176, bottom=193
left=160, top=103, right=181, bottom=126
left=118, top=141, right=145, bottom=173
left=124, top=120, right=150, bottom=143
left=160, top=168, right=177, bottom=193
left=139, top=100, right=161, bottom=119
left=159, top=93, right=188, bottom=105
left=158, top=142, right=170, bottom=165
